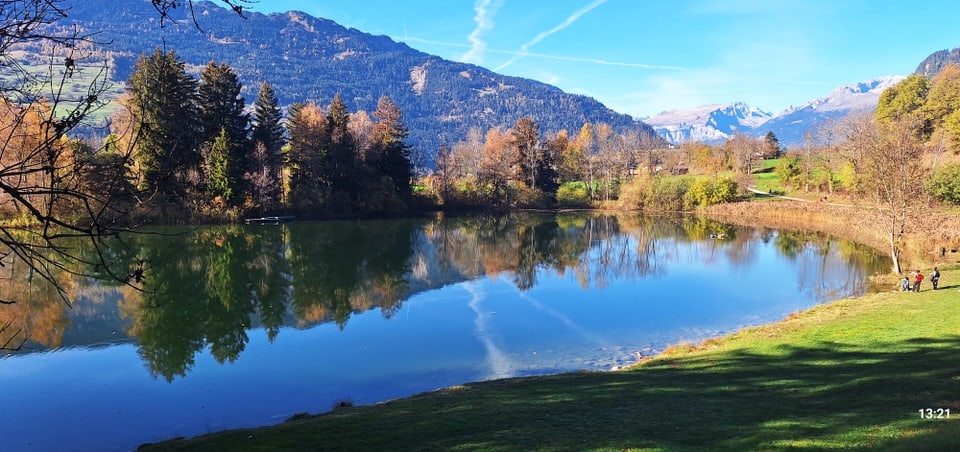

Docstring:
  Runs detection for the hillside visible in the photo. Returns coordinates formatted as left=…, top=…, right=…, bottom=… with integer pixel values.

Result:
left=916, top=46, right=960, bottom=78
left=55, top=0, right=657, bottom=157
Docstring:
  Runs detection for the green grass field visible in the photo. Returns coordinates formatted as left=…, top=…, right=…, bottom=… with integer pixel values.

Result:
left=140, top=266, right=960, bottom=451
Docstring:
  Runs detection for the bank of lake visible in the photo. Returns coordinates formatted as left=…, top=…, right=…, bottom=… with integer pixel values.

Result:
left=140, top=264, right=960, bottom=451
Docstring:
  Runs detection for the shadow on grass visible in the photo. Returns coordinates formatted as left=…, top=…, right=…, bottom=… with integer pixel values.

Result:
left=144, top=335, right=960, bottom=451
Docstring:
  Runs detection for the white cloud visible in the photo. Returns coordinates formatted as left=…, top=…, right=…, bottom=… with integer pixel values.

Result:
left=461, top=0, right=505, bottom=64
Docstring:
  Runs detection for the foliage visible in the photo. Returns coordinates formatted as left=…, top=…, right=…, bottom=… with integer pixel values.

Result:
left=926, top=162, right=960, bottom=205
left=555, top=182, right=592, bottom=208
left=876, top=74, right=930, bottom=126
left=683, top=177, right=739, bottom=209
left=648, top=175, right=693, bottom=211
left=206, top=128, right=234, bottom=203
left=125, top=48, right=204, bottom=202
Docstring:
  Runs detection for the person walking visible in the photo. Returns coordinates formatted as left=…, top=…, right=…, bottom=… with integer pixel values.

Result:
left=913, top=269, right=924, bottom=292
left=931, top=267, right=940, bottom=290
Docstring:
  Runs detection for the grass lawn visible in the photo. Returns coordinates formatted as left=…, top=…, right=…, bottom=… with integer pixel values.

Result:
left=141, top=266, right=960, bottom=451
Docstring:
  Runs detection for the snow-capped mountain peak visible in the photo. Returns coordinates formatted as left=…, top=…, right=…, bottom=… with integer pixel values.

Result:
left=644, top=102, right=771, bottom=144
left=643, top=76, right=905, bottom=147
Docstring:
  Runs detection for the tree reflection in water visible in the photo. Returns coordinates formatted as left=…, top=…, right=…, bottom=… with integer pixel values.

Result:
left=0, top=213, right=887, bottom=381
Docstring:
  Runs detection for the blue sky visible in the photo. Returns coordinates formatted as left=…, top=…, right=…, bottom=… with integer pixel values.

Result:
left=245, top=1, right=960, bottom=119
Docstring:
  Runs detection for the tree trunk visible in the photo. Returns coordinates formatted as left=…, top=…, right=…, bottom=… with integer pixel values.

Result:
left=890, top=232, right=902, bottom=274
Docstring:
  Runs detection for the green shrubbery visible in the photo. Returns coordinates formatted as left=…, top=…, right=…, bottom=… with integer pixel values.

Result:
left=616, top=174, right=738, bottom=211
left=556, top=182, right=592, bottom=208
left=683, top=177, right=738, bottom=208
left=926, top=163, right=960, bottom=205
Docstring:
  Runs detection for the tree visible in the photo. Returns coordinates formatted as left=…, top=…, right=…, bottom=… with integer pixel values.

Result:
left=198, top=61, right=249, bottom=204
left=370, top=96, right=413, bottom=200
left=876, top=74, right=930, bottom=128
left=763, top=131, right=781, bottom=158
left=285, top=102, right=329, bottom=209
left=0, top=0, right=247, bottom=326
left=0, top=1, right=143, bottom=311
left=125, top=48, right=203, bottom=203
left=206, top=128, right=233, bottom=204
left=244, top=142, right=280, bottom=210
left=325, top=93, right=359, bottom=202
left=250, top=81, right=285, bottom=206
left=511, top=118, right=541, bottom=189
left=860, top=116, right=928, bottom=274
left=479, top=128, right=516, bottom=207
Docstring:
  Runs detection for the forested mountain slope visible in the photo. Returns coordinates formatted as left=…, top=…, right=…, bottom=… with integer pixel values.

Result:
left=59, top=0, right=657, bottom=156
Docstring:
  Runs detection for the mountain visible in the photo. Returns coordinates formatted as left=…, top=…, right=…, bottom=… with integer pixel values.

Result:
left=916, top=46, right=960, bottom=78
left=646, top=77, right=904, bottom=148
left=55, top=0, right=656, bottom=157
left=643, top=102, right=771, bottom=144
left=757, top=76, right=905, bottom=146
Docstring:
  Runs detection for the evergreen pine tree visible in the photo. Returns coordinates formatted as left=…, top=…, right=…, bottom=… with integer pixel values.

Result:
left=326, top=93, right=358, bottom=200
left=125, top=48, right=203, bottom=203
left=198, top=61, right=249, bottom=205
left=251, top=81, right=285, bottom=206
left=207, top=127, right=233, bottom=203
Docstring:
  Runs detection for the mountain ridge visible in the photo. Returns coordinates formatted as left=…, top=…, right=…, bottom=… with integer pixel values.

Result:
left=58, top=0, right=658, bottom=156
left=645, top=76, right=905, bottom=147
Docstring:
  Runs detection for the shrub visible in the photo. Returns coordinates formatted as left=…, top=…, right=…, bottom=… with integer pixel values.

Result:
left=616, top=173, right=652, bottom=210
left=646, top=175, right=691, bottom=212
left=556, top=182, right=591, bottom=208
left=684, top=177, right=739, bottom=209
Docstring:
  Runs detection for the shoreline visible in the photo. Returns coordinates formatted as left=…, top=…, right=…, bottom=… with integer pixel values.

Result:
left=141, top=265, right=960, bottom=450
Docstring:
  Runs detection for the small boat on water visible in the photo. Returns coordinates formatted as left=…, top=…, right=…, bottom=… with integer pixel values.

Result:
left=244, top=215, right=296, bottom=225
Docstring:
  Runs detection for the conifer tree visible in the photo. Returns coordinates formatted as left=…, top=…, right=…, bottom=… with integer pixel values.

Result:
left=198, top=61, right=249, bottom=204
left=326, top=93, right=358, bottom=199
left=371, top=96, right=413, bottom=199
left=207, top=128, right=234, bottom=203
left=252, top=82, right=285, bottom=172
left=125, top=48, right=203, bottom=203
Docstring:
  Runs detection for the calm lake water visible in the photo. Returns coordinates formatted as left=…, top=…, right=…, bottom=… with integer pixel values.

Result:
left=0, top=213, right=887, bottom=451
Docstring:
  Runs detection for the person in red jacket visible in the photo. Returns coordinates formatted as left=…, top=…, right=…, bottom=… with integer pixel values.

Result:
left=913, top=269, right=924, bottom=292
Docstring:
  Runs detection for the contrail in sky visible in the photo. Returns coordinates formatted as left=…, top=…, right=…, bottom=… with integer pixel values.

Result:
left=401, top=36, right=684, bottom=71
left=461, top=0, right=505, bottom=64
left=495, top=0, right=608, bottom=71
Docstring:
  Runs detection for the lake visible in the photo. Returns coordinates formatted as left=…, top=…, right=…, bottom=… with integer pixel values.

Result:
left=0, top=213, right=887, bottom=451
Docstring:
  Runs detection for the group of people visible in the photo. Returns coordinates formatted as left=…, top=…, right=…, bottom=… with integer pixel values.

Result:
left=901, top=267, right=941, bottom=292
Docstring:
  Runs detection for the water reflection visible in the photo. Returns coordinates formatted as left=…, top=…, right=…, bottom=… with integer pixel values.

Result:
left=1, top=213, right=887, bottom=382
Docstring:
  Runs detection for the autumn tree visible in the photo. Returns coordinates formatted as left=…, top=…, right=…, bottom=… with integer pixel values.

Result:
left=479, top=128, right=516, bottom=207
left=0, top=0, right=249, bottom=315
left=370, top=96, right=413, bottom=200
left=876, top=74, right=930, bottom=129
left=512, top=118, right=542, bottom=189
left=860, top=116, right=928, bottom=273
left=285, top=103, right=329, bottom=209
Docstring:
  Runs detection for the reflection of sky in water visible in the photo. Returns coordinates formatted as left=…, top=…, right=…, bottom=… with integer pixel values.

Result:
left=0, top=229, right=882, bottom=451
